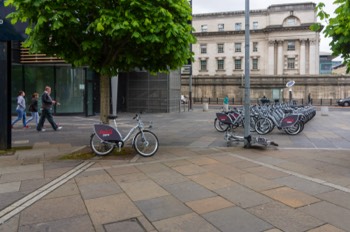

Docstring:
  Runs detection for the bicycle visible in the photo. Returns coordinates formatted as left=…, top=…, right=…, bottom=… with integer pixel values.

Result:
left=90, top=114, right=159, bottom=157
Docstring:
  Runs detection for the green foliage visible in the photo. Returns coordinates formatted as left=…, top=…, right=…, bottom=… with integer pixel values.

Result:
left=5, top=0, right=196, bottom=76
left=312, top=0, right=350, bottom=72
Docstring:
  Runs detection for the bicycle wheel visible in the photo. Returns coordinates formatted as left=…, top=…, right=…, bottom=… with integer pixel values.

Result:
left=90, top=133, right=114, bottom=156
left=284, top=121, right=303, bottom=135
left=255, top=118, right=272, bottom=135
left=133, top=130, right=159, bottom=157
left=214, top=118, right=229, bottom=132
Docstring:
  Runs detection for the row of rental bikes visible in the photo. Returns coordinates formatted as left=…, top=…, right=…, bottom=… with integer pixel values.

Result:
left=214, top=103, right=317, bottom=147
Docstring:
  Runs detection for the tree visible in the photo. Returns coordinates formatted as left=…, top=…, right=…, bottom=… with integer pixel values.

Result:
left=5, top=0, right=195, bottom=123
left=311, top=0, right=349, bottom=72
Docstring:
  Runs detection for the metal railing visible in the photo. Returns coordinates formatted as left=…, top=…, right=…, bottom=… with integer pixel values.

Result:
left=193, top=97, right=339, bottom=106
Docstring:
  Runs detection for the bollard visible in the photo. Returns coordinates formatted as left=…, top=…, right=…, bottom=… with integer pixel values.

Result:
left=321, top=106, right=329, bottom=116
left=203, top=103, right=209, bottom=112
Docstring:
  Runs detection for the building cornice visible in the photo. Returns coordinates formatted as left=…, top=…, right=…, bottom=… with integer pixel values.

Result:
left=193, top=23, right=316, bottom=37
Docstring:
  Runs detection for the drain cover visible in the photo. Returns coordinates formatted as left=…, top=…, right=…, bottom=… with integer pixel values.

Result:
left=103, top=218, right=146, bottom=232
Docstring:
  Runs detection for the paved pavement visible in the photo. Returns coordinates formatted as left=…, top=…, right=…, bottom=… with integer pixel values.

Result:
left=1, top=105, right=350, bottom=231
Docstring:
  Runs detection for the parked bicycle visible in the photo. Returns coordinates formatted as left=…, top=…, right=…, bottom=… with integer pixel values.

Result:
left=90, top=114, right=159, bottom=157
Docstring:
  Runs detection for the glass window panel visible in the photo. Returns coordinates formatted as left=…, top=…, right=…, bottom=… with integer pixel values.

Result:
left=55, top=67, right=85, bottom=113
left=235, top=43, right=241, bottom=52
left=217, top=60, right=224, bottom=70
left=217, top=43, right=224, bottom=53
left=235, top=59, right=242, bottom=70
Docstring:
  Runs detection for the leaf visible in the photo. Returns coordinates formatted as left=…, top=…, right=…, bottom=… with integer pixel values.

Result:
left=96, top=22, right=104, bottom=31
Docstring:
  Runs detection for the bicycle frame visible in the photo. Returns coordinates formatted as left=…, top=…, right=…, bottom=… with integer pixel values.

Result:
left=93, top=116, right=145, bottom=148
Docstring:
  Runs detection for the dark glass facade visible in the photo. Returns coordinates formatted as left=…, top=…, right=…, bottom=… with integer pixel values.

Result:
left=11, top=64, right=95, bottom=115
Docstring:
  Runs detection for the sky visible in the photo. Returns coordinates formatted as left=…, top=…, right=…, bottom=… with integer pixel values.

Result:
left=192, top=0, right=337, bottom=55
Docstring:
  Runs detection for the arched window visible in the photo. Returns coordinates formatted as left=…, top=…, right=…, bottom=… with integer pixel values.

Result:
left=283, top=16, right=300, bottom=27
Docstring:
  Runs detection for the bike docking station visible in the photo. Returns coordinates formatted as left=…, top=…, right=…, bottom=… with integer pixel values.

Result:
left=215, top=111, right=279, bottom=148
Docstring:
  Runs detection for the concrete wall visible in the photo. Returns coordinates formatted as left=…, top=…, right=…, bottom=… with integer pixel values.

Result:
left=181, top=75, right=350, bottom=103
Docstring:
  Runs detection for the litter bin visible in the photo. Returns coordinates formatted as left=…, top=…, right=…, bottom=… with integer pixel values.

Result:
left=203, top=103, right=209, bottom=112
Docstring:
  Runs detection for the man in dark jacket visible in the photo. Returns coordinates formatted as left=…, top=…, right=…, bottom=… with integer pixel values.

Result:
left=36, top=86, right=62, bottom=132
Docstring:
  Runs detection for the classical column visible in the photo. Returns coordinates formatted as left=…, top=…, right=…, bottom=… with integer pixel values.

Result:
left=309, top=39, right=316, bottom=74
left=299, top=39, right=306, bottom=75
left=268, top=40, right=275, bottom=75
left=277, top=40, right=283, bottom=75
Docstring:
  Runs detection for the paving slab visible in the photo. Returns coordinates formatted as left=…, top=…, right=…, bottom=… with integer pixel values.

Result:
left=43, top=180, right=80, bottom=199
left=171, top=164, right=207, bottom=176
left=215, top=182, right=272, bottom=208
left=20, top=195, right=88, bottom=226
left=78, top=181, right=123, bottom=200
left=274, top=175, right=335, bottom=195
left=119, top=179, right=169, bottom=201
left=247, top=201, right=324, bottom=232
left=244, top=166, right=291, bottom=179
left=203, top=206, right=273, bottom=232
left=316, top=190, right=350, bottom=210
left=135, top=195, right=192, bottom=222
left=146, top=170, right=189, bottom=186
left=306, top=224, right=346, bottom=232
left=85, top=193, right=142, bottom=228
left=0, top=182, right=21, bottom=194
left=188, top=172, right=235, bottom=190
left=262, top=186, right=321, bottom=208
left=153, top=213, right=220, bottom=232
left=185, top=196, right=234, bottom=214
left=163, top=180, right=216, bottom=202
left=298, top=201, right=350, bottom=231
left=19, top=215, right=95, bottom=232
left=231, top=173, right=283, bottom=192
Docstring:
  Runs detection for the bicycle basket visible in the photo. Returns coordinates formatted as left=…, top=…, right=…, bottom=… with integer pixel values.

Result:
left=216, top=113, right=232, bottom=124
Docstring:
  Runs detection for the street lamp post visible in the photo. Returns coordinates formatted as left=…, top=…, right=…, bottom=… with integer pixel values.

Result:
left=188, top=0, right=193, bottom=111
left=243, top=0, right=251, bottom=148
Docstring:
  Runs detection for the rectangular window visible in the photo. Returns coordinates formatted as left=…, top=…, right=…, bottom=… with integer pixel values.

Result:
left=235, top=23, right=242, bottom=31
left=218, top=24, right=224, bottom=31
left=200, top=60, right=207, bottom=71
left=253, top=21, right=258, bottom=29
left=287, top=41, right=295, bottom=51
left=217, top=43, right=224, bottom=53
left=287, top=58, right=295, bottom=69
left=252, top=58, right=258, bottom=70
left=234, top=59, right=242, bottom=70
left=217, top=60, right=224, bottom=70
left=201, top=25, right=208, bottom=32
left=235, top=43, right=242, bottom=52
left=253, top=42, right=258, bottom=52
left=200, top=44, right=207, bottom=54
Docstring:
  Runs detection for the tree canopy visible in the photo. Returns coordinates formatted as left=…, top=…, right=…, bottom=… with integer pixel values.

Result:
left=5, top=0, right=195, bottom=122
left=5, top=0, right=195, bottom=75
left=311, top=0, right=350, bottom=71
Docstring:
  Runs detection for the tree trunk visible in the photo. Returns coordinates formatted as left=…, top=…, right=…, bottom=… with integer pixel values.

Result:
left=100, top=74, right=110, bottom=124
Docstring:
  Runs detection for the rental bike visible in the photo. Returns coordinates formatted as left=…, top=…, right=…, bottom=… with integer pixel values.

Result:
left=90, top=114, right=159, bottom=157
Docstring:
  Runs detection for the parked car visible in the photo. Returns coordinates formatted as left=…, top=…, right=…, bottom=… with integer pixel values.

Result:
left=337, top=97, right=350, bottom=106
left=181, top=95, right=188, bottom=104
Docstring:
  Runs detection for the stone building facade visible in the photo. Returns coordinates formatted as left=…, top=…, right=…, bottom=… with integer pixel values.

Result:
left=192, top=2, right=320, bottom=77
left=192, top=3, right=320, bottom=76
left=181, top=2, right=343, bottom=102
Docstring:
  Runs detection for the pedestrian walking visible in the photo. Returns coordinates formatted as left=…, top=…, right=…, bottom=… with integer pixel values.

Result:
left=36, top=86, right=62, bottom=132
left=308, top=93, right=312, bottom=104
left=12, top=90, right=29, bottom=128
left=223, top=95, right=229, bottom=112
left=26, top=92, right=39, bottom=127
